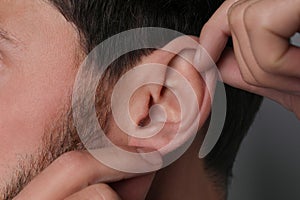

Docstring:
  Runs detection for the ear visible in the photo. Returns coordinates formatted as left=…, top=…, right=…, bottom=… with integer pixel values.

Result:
left=109, top=36, right=215, bottom=154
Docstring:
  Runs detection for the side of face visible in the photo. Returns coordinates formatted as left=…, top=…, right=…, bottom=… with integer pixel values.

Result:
left=0, top=0, right=209, bottom=195
left=0, top=0, right=80, bottom=183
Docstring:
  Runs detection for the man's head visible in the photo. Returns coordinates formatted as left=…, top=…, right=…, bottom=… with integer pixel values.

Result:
left=0, top=1, right=85, bottom=198
left=0, top=0, right=262, bottom=199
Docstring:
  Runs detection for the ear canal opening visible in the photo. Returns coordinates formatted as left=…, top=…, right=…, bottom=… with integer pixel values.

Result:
left=138, top=115, right=151, bottom=127
left=137, top=86, right=169, bottom=128
left=137, top=95, right=153, bottom=127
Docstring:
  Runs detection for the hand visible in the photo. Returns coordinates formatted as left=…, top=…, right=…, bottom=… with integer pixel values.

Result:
left=199, top=0, right=300, bottom=119
left=13, top=151, right=156, bottom=200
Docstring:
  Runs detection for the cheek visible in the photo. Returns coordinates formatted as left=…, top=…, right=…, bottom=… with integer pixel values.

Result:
left=0, top=0, right=82, bottom=182
left=0, top=58, right=77, bottom=169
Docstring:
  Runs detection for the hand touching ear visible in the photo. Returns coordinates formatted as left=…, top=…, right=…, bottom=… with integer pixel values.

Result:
left=199, top=0, right=300, bottom=119
left=14, top=151, right=153, bottom=200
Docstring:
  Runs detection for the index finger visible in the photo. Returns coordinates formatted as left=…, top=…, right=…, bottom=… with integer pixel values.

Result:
left=14, top=150, right=158, bottom=200
left=198, top=0, right=236, bottom=63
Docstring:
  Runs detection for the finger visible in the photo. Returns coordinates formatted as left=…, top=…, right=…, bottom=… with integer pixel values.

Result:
left=218, top=49, right=299, bottom=107
left=244, top=0, right=300, bottom=77
left=230, top=31, right=259, bottom=86
left=89, top=147, right=162, bottom=173
left=227, top=0, right=262, bottom=83
left=228, top=0, right=300, bottom=92
left=232, top=26, right=300, bottom=93
left=197, top=0, right=236, bottom=64
left=65, top=183, right=121, bottom=200
left=13, top=151, right=136, bottom=200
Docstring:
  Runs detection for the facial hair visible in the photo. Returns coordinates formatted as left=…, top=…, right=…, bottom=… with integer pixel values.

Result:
left=0, top=105, right=83, bottom=199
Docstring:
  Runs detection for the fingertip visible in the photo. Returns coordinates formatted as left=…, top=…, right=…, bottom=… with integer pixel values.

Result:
left=216, top=48, right=255, bottom=92
left=198, top=0, right=234, bottom=63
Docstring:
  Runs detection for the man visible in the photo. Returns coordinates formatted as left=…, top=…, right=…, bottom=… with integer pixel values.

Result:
left=0, top=0, right=262, bottom=199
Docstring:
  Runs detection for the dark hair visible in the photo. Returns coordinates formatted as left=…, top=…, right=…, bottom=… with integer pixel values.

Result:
left=49, top=0, right=262, bottom=196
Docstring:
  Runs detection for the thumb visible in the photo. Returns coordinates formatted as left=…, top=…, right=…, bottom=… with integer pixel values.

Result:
left=87, top=146, right=161, bottom=200
left=94, top=146, right=158, bottom=200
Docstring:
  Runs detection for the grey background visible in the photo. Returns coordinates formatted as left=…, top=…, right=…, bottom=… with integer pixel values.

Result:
left=228, top=34, right=300, bottom=200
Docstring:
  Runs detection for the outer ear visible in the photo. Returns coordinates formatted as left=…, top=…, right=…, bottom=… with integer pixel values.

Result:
left=109, top=36, right=216, bottom=155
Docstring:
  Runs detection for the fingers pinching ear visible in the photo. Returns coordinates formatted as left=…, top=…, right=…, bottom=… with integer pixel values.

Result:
left=111, top=35, right=222, bottom=162
left=198, top=0, right=236, bottom=63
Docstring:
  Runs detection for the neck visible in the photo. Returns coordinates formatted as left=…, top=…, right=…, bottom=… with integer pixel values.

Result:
left=146, top=131, right=223, bottom=200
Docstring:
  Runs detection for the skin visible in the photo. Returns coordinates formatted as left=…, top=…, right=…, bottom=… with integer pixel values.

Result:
left=199, top=0, right=300, bottom=119
left=0, top=0, right=145, bottom=199
left=0, top=0, right=80, bottom=188
left=0, top=1, right=218, bottom=199
left=4, top=0, right=298, bottom=198
left=0, top=0, right=150, bottom=198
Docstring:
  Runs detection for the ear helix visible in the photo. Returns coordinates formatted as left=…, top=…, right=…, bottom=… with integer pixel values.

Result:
left=194, top=45, right=227, bottom=159
left=72, top=27, right=227, bottom=173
